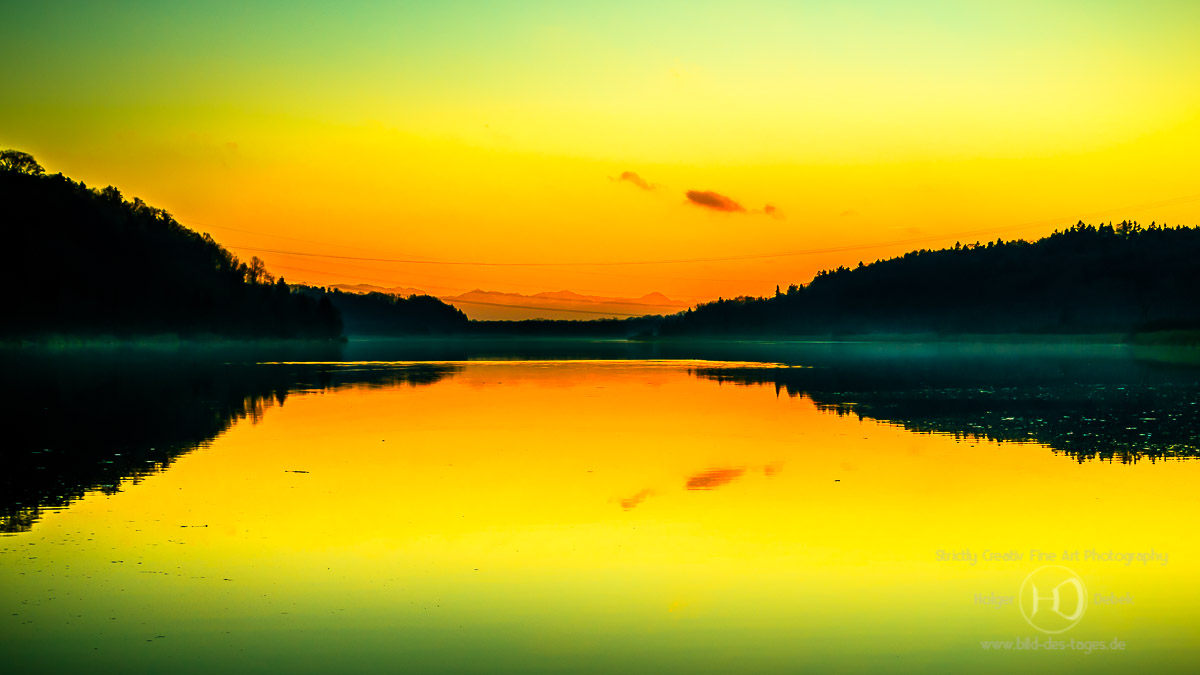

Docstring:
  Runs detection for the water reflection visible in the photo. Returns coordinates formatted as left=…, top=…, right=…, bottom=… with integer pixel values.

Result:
left=685, top=467, right=746, bottom=490
left=6, top=340, right=1199, bottom=535
left=1, top=349, right=460, bottom=532
left=1, top=354, right=1197, bottom=673
left=693, top=345, right=1200, bottom=462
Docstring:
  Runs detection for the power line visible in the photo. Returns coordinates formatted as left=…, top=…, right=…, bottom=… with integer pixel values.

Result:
left=267, top=260, right=713, bottom=300
left=218, top=191, right=1200, bottom=268
left=267, top=263, right=467, bottom=294
left=184, top=218, right=773, bottom=284
left=269, top=263, right=690, bottom=314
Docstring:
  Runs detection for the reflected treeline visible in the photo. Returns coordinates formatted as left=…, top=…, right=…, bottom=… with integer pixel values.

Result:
left=0, top=346, right=460, bottom=533
left=691, top=343, right=1200, bottom=463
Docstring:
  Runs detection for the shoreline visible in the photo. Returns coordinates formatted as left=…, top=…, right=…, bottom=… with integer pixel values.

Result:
left=4, top=328, right=1198, bottom=351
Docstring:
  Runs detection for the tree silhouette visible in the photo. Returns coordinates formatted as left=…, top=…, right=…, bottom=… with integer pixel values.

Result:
left=659, top=221, right=1200, bottom=338
left=8, top=147, right=1198, bottom=341
left=246, top=255, right=275, bottom=284
left=0, top=149, right=44, bottom=175
left=293, top=287, right=469, bottom=335
left=3, top=151, right=343, bottom=340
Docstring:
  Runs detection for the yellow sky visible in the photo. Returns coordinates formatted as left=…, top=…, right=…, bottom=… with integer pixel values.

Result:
left=4, top=1, right=1200, bottom=302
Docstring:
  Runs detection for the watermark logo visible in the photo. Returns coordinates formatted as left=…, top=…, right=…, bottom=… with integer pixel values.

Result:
left=1019, top=565, right=1088, bottom=634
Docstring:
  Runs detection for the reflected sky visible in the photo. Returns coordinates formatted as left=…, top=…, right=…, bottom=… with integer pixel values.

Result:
left=2, top=355, right=1198, bottom=673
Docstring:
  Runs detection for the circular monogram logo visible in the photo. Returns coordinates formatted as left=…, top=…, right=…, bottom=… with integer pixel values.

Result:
left=1018, top=565, right=1088, bottom=634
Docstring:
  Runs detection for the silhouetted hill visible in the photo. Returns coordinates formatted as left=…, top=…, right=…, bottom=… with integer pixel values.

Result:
left=2, top=150, right=342, bottom=340
left=296, top=287, right=470, bottom=335
left=660, top=223, right=1200, bottom=337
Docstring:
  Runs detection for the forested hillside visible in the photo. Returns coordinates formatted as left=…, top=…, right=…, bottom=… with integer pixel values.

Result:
left=660, top=223, right=1200, bottom=336
left=2, top=150, right=341, bottom=339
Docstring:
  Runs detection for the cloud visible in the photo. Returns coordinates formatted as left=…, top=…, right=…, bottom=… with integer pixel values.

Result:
left=685, top=190, right=746, bottom=213
left=620, top=489, right=652, bottom=510
left=685, top=467, right=745, bottom=490
left=761, top=204, right=785, bottom=220
left=686, top=190, right=782, bottom=217
left=616, top=170, right=656, bottom=190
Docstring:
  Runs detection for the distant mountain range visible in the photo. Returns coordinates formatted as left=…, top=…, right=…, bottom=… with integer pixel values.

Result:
left=330, top=284, right=691, bottom=320
left=329, top=283, right=429, bottom=297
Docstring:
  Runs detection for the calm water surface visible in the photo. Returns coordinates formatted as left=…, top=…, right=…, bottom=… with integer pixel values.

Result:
left=2, top=342, right=1198, bottom=673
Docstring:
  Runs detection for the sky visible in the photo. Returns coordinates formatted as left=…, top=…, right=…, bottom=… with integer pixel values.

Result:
left=4, top=0, right=1200, bottom=305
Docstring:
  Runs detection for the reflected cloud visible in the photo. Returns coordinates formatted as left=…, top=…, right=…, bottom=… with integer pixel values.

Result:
left=686, top=467, right=745, bottom=490
left=615, top=170, right=656, bottom=190
left=620, top=489, right=653, bottom=510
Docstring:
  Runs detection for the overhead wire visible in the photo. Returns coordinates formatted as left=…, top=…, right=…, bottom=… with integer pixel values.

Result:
left=211, top=191, right=1200, bottom=268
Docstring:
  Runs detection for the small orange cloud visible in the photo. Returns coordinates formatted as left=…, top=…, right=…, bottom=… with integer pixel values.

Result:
left=761, top=204, right=785, bottom=219
left=616, top=170, right=656, bottom=190
left=685, top=190, right=745, bottom=212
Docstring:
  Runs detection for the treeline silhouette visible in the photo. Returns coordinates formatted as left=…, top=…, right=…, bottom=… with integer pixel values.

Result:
left=294, top=286, right=470, bottom=335
left=2, top=150, right=341, bottom=340
left=0, top=346, right=462, bottom=533
left=659, top=223, right=1200, bottom=337
left=292, top=222, right=1200, bottom=340
left=9, top=146, right=1199, bottom=341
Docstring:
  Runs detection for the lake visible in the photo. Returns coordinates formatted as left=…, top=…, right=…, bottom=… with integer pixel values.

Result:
left=2, top=340, right=1198, bottom=673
